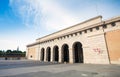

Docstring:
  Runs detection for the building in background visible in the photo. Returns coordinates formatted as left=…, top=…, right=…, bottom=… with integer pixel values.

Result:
left=26, top=16, right=120, bottom=64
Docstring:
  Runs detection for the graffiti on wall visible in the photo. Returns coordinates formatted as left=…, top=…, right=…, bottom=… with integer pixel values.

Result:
left=93, top=48, right=103, bottom=54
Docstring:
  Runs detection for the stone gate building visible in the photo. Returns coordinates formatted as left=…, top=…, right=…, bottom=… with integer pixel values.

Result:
left=26, top=16, right=120, bottom=64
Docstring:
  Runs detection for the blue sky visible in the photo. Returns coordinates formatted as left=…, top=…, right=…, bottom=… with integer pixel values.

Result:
left=0, top=0, right=120, bottom=51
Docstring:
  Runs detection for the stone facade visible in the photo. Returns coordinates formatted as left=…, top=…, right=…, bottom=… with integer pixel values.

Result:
left=26, top=16, right=120, bottom=64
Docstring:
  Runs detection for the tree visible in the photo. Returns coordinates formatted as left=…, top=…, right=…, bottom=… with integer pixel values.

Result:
left=0, top=50, right=3, bottom=56
left=0, top=50, right=26, bottom=57
left=6, top=50, right=12, bottom=53
left=0, top=50, right=5, bottom=57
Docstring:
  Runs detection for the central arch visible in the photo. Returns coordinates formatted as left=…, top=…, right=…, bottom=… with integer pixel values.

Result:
left=46, top=47, right=51, bottom=62
left=73, top=42, right=83, bottom=63
left=62, top=44, right=69, bottom=63
left=53, top=45, right=59, bottom=62
left=41, top=48, right=45, bottom=61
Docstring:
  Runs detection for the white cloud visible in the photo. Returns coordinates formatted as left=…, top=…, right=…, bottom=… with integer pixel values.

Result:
left=7, top=0, right=80, bottom=51
left=9, top=0, right=79, bottom=31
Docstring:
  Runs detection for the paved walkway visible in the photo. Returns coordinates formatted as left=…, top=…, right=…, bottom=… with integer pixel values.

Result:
left=0, top=60, right=120, bottom=77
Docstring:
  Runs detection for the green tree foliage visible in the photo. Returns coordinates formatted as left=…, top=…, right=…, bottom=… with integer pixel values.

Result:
left=0, top=50, right=26, bottom=57
left=0, top=50, right=3, bottom=56
left=6, top=50, right=12, bottom=54
left=0, top=50, right=5, bottom=57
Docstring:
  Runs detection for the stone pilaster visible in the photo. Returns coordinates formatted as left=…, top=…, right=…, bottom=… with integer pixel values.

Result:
left=69, top=47, right=74, bottom=63
left=51, top=47, right=54, bottom=62
left=59, top=47, right=62, bottom=63
left=44, top=49, right=47, bottom=62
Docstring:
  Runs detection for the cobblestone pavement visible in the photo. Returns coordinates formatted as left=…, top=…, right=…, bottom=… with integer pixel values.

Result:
left=0, top=60, right=120, bottom=77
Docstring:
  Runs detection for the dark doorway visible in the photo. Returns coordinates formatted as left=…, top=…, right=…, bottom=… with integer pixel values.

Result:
left=41, top=48, right=45, bottom=61
left=62, top=44, right=69, bottom=63
left=73, top=42, right=83, bottom=63
left=46, top=47, right=51, bottom=62
left=53, top=46, right=59, bottom=62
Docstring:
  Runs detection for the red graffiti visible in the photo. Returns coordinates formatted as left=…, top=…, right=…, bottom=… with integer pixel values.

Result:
left=93, top=48, right=101, bottom=54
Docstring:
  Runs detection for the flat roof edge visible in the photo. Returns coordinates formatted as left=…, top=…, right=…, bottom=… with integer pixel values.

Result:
left=27, top=42, right=39, bottom=47
left=36, top=15, right=102, bottom=41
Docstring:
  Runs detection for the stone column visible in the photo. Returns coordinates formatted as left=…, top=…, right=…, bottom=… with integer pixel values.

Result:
left=39, top=51, right=41, bottom=62
left=51, top=47, right=54, bottom=62
left=59, top=47, right=62, bottom=63
left=44, top=48, right=47, bottom=62
left=69, top=47, right=74, bottom=63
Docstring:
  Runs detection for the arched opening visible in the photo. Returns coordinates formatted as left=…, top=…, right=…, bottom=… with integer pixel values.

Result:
left=41, top=48, right=45, bottom=61
left=62, top=44, right=69, bottom=63
left=53, top=46, right=59, bottom=62
left=46, top=47, right=51, bottom=62
left=73, top=42, right=83, bottom=63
